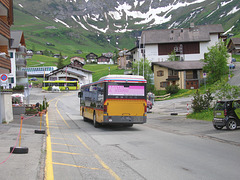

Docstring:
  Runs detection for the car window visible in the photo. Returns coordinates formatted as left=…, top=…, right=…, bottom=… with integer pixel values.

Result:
left=214, top=102, right=225, bottom=110
left=233, top=101, right=240, bottom=109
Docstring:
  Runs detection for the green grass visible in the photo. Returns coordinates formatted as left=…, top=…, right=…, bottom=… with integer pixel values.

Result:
left=187, top=109, right=214, bottom=121
left=83, top=65, right=125, bottom=82
left=232, top=54, right=240, bottom=62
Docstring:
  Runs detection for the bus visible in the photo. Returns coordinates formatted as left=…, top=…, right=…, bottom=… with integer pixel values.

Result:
left=42, top=80, right=80, bottom=91
left=78, top=75, right=147, bottom=127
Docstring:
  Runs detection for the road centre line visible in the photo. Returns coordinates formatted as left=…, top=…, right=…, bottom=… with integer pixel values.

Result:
left=55, top=99, right=70, bottom=128
left=52, top=162, right=104, bottom=171
left=76, top=135, right=121, bottom=180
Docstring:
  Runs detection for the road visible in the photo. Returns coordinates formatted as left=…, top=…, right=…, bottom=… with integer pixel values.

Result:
left=45, top=90, right=240, bottom=180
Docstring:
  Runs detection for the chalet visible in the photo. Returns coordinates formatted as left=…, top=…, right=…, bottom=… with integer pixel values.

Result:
left=102, top=52, right=113, bottom=58
left=70, top=56, right=85, bottom=68
left=152, top=61, right=204, bottom=90
left=97, top=55, right=114, bottom=64
left=118, top=49, right=132, bottom=69
left=0, top=0, right=13, bottom=74
left=130, top=24, right=225, bottom=63
left=227, top=38, right=240, bottom=55
left=46, top=63, right=93, bottom=86
left=8, top=31, right=28, bottom=89
left=35, top=51, right=43, bottom=55
left=86, top=52, right=98, bottom=63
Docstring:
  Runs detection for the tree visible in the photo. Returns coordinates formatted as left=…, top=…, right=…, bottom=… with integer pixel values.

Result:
left=203, top=41, right=229, bottom=84
left=167, top=51, right=179, bottom=61
left=57, top=52, right=64, bottom=69
left=132, top=58, right=154, bottom=92
left=192, top=89, right=213, bottom=113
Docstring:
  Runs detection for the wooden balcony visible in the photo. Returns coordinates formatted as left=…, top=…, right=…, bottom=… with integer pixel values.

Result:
left=0, top=0, right=10, bottom=8
left=0, top=56, right=11, bottom=70
left=167, top=76, right=179, bottom=81
left=16, top=58, right=27, bottom=67
left=0, top=18, right=10, bottom=39
left=16, top=70, right=27, bottom=78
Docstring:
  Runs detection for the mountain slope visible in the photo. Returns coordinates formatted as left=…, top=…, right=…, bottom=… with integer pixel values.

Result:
left=11, top=0, right=240, bottom=56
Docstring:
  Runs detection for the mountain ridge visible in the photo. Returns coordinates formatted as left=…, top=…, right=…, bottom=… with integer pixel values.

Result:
left=12, top=0, right=240, bottom=55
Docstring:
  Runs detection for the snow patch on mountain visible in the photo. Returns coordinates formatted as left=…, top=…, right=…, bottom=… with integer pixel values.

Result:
left=19, top=4, right=23, bottom=8
left=54, top=18, right=71, bottom=28
left=221, top=0, right=233, bottom=7
left=227, top=6, right=240, bottom=16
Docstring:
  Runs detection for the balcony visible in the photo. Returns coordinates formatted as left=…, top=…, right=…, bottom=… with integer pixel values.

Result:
left=16, top=46, right=27, bottom=55
left=16, top=58, right=27, bottom=67
left=16, top=70, right=27, bottom=78
left=0, top=18, right=10, bottom=39
left=0, top=55, right=11, bottom=70
left=167, top=76, right=179, bottom=81
left=186, top=75, right=198, bottom=80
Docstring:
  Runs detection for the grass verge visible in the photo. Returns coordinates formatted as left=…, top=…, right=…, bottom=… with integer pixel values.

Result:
left=187, top=109, right=214, bottom=121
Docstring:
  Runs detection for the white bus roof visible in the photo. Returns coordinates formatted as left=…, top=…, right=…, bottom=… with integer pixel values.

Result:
left=99, top=75, right=146, bottom=81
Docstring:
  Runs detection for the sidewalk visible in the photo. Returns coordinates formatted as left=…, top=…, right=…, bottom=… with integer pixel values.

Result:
left=0, top=88, right=46, bottom=180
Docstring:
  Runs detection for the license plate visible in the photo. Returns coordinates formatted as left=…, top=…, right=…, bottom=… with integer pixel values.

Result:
left=216, top=113, right=222, bottom=116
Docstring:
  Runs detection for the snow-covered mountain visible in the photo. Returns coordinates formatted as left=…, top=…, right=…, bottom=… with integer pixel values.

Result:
left=15, top=0, right=240, bottom=33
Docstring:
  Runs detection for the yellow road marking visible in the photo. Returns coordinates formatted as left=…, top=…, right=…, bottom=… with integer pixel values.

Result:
left=45, top=112, right=54, bottom=180
left=52, top=162, right=103, bottom=171
left=52, top=150, right=91, bottom=156
left=76, top=135, right=121, bottom=180
left=51, top=143, right=79, bottom=147
left=55, top=99, right=70, bottom=128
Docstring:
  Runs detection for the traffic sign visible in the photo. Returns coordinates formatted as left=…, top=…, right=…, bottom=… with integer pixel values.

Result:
left=203, top=73, right=207, bottom=78
left=0, top=74, right=8, bottom=82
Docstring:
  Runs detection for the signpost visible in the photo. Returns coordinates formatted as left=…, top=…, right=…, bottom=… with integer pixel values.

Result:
left=203, top=73, right=207, bottom=91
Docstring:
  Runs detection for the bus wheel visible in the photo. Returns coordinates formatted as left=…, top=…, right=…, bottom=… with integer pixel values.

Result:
left=65, top=87, right=69, bottom=91
left=93, top=113, right=99, bottom=128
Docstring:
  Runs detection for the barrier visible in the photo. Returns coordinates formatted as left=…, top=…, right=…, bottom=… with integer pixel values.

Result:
left=155, top=93, right=171, bottom=101
left=35, top=112, right=46, bottom=134
left=10, top=116, right=29, bottom=154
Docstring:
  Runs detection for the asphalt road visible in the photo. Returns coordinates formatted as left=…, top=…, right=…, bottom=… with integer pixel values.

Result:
left=44, top=90, right=240, bottom=180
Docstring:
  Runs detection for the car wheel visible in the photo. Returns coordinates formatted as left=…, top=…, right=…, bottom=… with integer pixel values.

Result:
left=226, top=119, right=237, bottom=130
left=213, top=125, right=224, bottom=130
left=93, top=113, right=99, bottom=128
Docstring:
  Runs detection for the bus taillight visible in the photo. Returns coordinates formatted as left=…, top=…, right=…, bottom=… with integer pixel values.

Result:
left=104, top=105, right=108, bottom=113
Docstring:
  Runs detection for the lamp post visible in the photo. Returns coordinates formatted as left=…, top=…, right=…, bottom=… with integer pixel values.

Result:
left=40, top=62, right=45, bottom=89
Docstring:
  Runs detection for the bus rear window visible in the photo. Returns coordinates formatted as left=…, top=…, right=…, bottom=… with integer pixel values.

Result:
left=108, top=85, right=145, bottom=96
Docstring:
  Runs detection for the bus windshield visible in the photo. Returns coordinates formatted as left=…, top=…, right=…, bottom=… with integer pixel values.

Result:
left=106, top=82, right=146, bottom=99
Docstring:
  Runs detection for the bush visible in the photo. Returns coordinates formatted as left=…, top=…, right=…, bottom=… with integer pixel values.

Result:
left=165, top=84, right=180, bottom=94
left=192, top=90, right=213, bottom=113
left=13, top=85, right=24, bottom=91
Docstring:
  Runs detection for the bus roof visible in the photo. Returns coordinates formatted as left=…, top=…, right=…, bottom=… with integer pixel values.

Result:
left=81, top=75, right=146, bottom=88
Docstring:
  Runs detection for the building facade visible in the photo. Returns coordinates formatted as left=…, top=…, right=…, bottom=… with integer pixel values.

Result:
left=152, top=61, right=204, bottom=90
left=131, top=24, right=224, bottom=63
left=0, top=0, right=13, bottom=74
left=8, top=31, right=28, bottom=89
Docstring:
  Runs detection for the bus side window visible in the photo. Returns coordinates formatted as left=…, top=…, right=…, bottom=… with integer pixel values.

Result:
left=78, top=91, right=82, bottom=98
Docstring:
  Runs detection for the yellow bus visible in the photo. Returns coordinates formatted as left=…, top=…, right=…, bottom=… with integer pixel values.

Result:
left=79, top=75, right=147, bottom=127
left=42, top=80, right=80, bottom=91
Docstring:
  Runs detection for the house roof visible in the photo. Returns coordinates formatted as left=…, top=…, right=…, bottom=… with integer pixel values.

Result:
left=46, top=64, right=93, bottom=77
left=10, top=31, right=26, bottom=48
left=152, top=61, right=204, bottom=71
left=141, top=24, right=224, bottom=44
left=231, top=38, right=240, bottom=45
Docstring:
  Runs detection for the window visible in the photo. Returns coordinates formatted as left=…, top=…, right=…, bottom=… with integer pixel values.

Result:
left=157, top=70, right=164, bottom=77
left=10, top=52, right=13, bottom=58
left=160, top=82, right=167, bottom=88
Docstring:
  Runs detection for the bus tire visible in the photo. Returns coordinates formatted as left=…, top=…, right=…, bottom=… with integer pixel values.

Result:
left=65, top=87, right=69, bottom=91
left=93, top=113, right=99, bottom=128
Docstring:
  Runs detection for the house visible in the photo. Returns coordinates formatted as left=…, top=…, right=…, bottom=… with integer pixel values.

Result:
left=0, top=0, right=13, bottom=75
left=227, top=38, right=240, bottom=55
left=46, top=63, right=93, bottom=86
left=0, top=0, right=14, bottom=124
left=35, top=51, right=43, bottom=55
left=26, top=50, right=33, bottom=59
left=152, top=61, right=204, bottom=90
left=70, top=56, right=85, bottom=68
left=8, top=31, right=28, bottom=89
left=118, top=49, right=132, bottom=69
left=130, top=24, right=225, bottom=63
left=97, top=55, right=114, bottom=64
left=102, top=52, right=113, bottom=58
left=86, top=52, right=98, bottom=63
